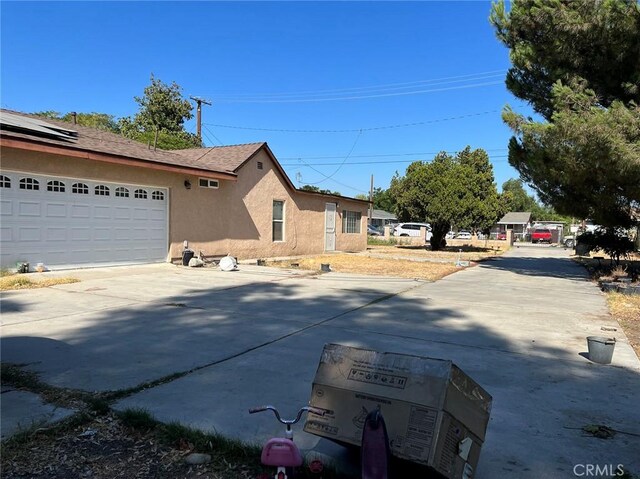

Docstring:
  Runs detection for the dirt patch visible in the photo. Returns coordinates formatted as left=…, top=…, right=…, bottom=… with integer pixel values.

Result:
left=366, top=242, right=508, bottom=262
left=267, top=253, right=464, bottom=281
left=0, top=414, right=258, bottom=479
left=607, top=293, right=640, bottom=357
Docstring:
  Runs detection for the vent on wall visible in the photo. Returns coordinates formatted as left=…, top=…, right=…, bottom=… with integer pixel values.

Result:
left=257, top=161, right=263, bottom=170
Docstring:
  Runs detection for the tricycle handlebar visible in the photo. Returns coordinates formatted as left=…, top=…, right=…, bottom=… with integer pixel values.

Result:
left=248, top=405, right=325, bottom=425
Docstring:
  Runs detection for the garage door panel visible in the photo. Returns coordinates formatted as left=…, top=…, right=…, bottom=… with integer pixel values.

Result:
left=18, top=201, right=41, bottom=216
left=46, top=227, right=67, bottom=241
left=149, top=228, right=166, bottom=241
left=114, top=228, right=131, bottom=240
left=114, top=207, right=131, bottom=220
left=71, top=204, right=91, bottom=218
left=46, top=203, right=67, bottom=217
left=18, top=227, right=41, bottom=242
left=1, top=227, right=12, bottom=241
left=93, top=228, right=111, bottom=241
left=94, top=206, right=111, bottom=219
left=150, top=209, right=165, bottom=221
left=1, top=199, right=13, bottom=215
left=133, top=208, right=148, bottom=220
left=132, top=228, right=148, bottom=240
left=70, top=227, right=92, bottom=241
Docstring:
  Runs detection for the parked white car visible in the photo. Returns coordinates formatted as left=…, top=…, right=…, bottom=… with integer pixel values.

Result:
left=394, top=222, right=433, bottom=240
left=455, top=231, right=472, bottom=240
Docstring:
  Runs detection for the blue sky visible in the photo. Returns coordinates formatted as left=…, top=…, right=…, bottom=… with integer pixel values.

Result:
left=1, top=1, right=532, bottom=198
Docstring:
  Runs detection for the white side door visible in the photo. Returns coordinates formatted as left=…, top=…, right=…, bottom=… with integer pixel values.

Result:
left=324, top=203, right=336, bottom=251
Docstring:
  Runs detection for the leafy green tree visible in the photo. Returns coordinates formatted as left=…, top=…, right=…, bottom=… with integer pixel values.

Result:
left=372, top=187, right=396, bottom=212
left=500, top=179, right=537, bottom=212
left=355, top=187, right=396, bottom=211
left=119, top=74, right=202, bottom=150
left=390, top=147, right=501, bottom=250
left=299, top=185, right=341, bottom=196
left=490, top=0, right=640, bottom=229
left=33, top=111, right=120, bottom=133
left=457, top=147, right=502, bottom=235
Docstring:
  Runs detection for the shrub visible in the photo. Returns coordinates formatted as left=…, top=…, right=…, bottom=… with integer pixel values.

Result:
left=578, top=228, right=635, bottom=265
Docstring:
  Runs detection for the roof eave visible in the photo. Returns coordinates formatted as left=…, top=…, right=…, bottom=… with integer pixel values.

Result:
left=0, top=136, right=238, bottom=181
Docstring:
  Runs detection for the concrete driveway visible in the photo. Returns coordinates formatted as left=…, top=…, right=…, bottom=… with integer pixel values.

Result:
left=1, top=247, right=639, bottom=478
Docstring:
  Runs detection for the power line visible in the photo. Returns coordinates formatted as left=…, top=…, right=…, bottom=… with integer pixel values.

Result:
left=202, top=124, right=225, bottom=146
left=209, top=69, right=507, bottom=99
left=213, top=80, right=504, bottom=104
left=297, top=162, right=368, bottom=194
left=280, top=148, right=508, bottom=161
left=301, top=130, right=363, bottom=186
left=281, top=155, right=511, bottom=167
left=204, top=110, right=501, bottom=133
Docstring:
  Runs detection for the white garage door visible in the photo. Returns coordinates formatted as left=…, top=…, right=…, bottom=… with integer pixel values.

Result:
left=0, top=171, right=168, bottom=269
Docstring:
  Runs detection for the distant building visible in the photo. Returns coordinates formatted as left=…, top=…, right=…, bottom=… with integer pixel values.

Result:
left=369, top=209, right=397, bottom=229
left=496, top=212, right=532, bottom=240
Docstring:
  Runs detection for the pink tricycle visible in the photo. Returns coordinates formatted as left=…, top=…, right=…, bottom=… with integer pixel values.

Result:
left=249, top=405, right=325, bottom=479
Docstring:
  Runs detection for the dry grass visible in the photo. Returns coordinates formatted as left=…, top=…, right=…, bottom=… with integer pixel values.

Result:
left=607, top=293, right=640, bottom=357
left=0, top=275, right=79, bottom=291
left=268, top=253, right=464, bottom=281
left=366, top=241, right=508, bottom=262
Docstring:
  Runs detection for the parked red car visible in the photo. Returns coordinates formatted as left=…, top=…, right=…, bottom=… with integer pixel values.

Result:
left=497, top=232, right=507, bottom=240
left=532, top=228, right=552, bottom=243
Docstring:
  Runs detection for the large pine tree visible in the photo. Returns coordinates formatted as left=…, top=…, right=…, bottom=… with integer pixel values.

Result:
left=490, top=0, right=640, bottom=228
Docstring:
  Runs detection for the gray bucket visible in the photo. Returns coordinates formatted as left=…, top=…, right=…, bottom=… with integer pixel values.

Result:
left=587, top=336, right=616, bottom=364
left=320, top=263, right=331, bottom=272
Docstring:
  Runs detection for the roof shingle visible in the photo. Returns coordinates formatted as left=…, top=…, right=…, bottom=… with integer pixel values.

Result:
left=498, top=212, right=532, bottom=224
left=0, top=110, right=266, bottom=177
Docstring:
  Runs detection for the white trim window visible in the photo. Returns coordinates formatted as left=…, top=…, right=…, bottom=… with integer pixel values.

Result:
left=342, top=210, right=362, bottom=234
left=134, top=189, right=147, bottom=199
left=199, top=178, right=219, bottom=189
left=272, top=200, right=285, bottom=242
left=20, top=177, right=39, bottom=190
left=47, top=180, right=65, bottom=192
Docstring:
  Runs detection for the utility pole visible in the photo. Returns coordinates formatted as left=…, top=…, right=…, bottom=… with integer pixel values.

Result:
left=369, top=174, right=374, bottom=225
left=190, top=96, right=212, bottom=140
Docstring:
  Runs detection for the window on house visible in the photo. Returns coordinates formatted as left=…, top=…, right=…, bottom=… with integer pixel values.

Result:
left=115, top=187, right=130, bottom=198
left=152, top=190, right=164, bottom=200
left=72, top=183, right=89, bottom=194
left=342, top=210, right=362, bottom=234
left=19, top=177, right=39, bottom=190
left=0, top=175, right=11, bottom=188
left=47, top=180, right=66, bottom=192
left=199, top=178, right=219, bottom=189
left=273, top=200, right=284, bottom=242
left=134, top=189, right=147, bottom=199
left=257, top=162, right=263, bottom=170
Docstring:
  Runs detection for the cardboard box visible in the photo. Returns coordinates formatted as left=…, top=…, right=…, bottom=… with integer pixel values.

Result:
left=303, top=344, right=492, bottom=479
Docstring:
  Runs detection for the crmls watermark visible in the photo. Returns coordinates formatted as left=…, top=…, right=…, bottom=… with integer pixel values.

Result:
left=573, top=464, right=625, bottom=477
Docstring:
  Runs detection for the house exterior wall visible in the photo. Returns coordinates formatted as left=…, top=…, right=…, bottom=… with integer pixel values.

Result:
left=0, top=147, right=367, bottom=261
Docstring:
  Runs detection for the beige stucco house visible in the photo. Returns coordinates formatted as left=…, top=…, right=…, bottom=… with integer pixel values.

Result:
left=0, top=110, right=368, bottom=270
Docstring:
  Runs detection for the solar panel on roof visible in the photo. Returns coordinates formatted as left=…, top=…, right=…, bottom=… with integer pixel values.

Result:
left=0, top=111, right=77, bottom=142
